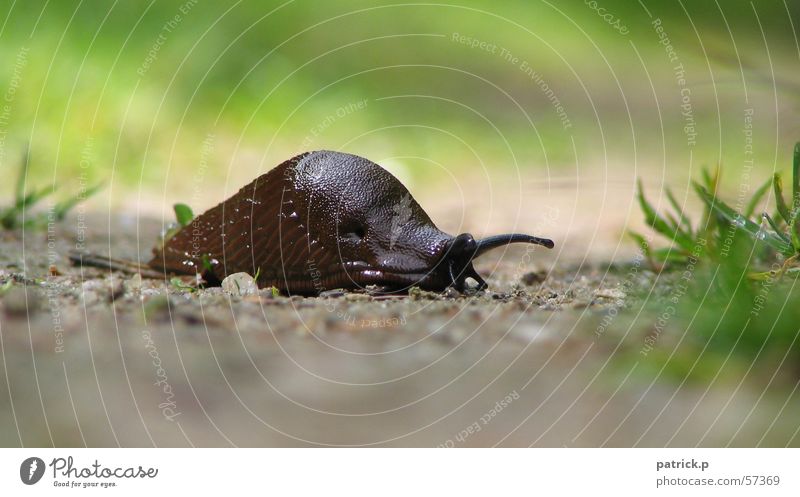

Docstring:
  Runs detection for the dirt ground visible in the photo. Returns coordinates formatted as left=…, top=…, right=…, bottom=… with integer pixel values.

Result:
left=0, top=208, right=798, bottom=447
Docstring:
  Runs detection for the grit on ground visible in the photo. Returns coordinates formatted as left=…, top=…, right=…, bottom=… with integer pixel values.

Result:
left=0, top=193, right=797, bottom=447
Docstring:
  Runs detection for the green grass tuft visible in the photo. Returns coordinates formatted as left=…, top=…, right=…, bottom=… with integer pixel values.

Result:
left=626, top=142, right=800, bottom=383
left=635, top=142, right=800, bottom=273
left=1, top=149, right=102, bottom=230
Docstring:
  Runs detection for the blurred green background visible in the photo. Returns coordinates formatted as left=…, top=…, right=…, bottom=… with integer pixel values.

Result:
left=1, top=1, right=800, bottom=447
left=0, top=0, right=798, bottom=213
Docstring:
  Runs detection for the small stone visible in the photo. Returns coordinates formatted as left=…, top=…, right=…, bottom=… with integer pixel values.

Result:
left=80, top=277, right=126, bottom=304
left=221, top=272, right=259, bottom=296
left=442, top=287, right=460, bottom=299
left=521, top=270, right=548, bottom=286
left=319, top=289, right=346, bottom=298
left=594, top=288, right=625, bottom=301
left=110, top=278, right=126, bottom=301
left=258, top=287, right=279, bottom=298
left=364, top=285, right=391, bottom=296
left=125, top=273, right=143, bottom=292
left=80, top=280, right=102, bottom=305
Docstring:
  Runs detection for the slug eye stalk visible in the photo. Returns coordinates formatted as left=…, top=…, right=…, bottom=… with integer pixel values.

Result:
left=443, top=233, right=555, bottom=291
left=475, top=234, right=555, bottom=256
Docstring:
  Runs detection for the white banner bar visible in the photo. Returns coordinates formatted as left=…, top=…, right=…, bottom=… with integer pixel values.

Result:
left=1, top=448, right=796, bottom=495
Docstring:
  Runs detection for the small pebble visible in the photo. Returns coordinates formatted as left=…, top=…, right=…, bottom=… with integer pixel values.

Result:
left=521, top=270, right=548, bottom=285
left=125, top=273, right=143, bottom=292
left=442, top=287, right=460, bottom=299
left=319, top=289, right=346, bottom=298
left=110, top=278, right=126, bottom=301
left=258, top=287, right=280, bottom=298
left=594, top=288, right=625, bottom=300
left=221, top=272, right=259, bottom=296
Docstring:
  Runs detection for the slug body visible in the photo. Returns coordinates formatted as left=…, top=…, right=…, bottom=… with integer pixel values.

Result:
left=149, top=151, right=554, bottom=294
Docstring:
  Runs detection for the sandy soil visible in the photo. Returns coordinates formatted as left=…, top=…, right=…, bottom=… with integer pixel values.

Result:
left=0, top=211, right=797, bottom=447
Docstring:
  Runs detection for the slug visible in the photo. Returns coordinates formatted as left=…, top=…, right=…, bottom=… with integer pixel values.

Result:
left=72, top=151, right=553, bottom=294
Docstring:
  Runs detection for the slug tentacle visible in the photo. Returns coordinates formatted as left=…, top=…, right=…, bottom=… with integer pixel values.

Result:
left=474, top=234, right=555, bottom=257
left=439, top=232, right=554, bottom=291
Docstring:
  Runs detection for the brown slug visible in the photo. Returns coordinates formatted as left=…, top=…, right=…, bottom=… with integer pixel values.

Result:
left=73, top=151, right=554, bottom=294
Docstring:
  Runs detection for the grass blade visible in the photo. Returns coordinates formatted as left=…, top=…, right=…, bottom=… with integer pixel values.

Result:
left=744, top=177, right=772, bottom=219
left=637, top=180, right=693, bottom=249
left=793, top=142, right=800, bottom=211
left=701, top=167, right=713, bottom=192
left=775, top=172, right=800, bottom=251
left=628, top=230, right=660, bottom=268
left=53, top=183, right=103, bottom=221
left=628, top=231, right=652, bottom=258
left=792, top=142, right=800, bottom=243
left=694, top=182, right=794, bottom=256
left=170, top=276, right=196, bottom=292
left=774, top=173, right=792, bottom=224
left=701, top=165, right=720, bottom=195
left=762, top=212, right=791, bottom=244
left=699, top=167, right=720, bottom=238
left=652, top=247, right=690, bottom=263
left=16, top=186, right=54, bottom=210
left=665, top=187, right=692, bottom=232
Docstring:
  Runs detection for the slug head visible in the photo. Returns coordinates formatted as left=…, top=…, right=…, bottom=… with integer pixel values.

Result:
left=436, top=232, right=555, bottom=292
left=291, top=151, right=453, bottom=291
